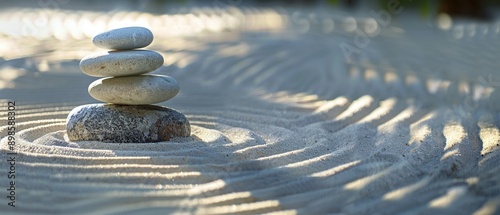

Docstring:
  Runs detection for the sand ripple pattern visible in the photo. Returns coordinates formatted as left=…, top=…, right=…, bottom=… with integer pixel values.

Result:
left=1, top=8, right=500, bottom=215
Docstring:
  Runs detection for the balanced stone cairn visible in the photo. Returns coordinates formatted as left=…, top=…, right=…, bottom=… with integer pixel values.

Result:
left=66, top=27, right=190, bottom=143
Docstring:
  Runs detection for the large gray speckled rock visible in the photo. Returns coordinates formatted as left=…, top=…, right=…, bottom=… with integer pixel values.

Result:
left=80, top=50, right=164, bottom=77
left=88, top=74, right=179, bottom=105
left=66, top=104, right=190, bottom=143
left=92, top=27, right=153, bottom=50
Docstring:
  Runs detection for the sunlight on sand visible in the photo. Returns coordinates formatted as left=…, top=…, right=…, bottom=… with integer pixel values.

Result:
left=443, top=122, right=466, bottom=151
left=429, top=186, right=467, bottom=208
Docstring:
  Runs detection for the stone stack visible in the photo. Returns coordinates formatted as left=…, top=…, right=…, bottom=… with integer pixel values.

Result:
left=66, top=27, right=190, bottom=143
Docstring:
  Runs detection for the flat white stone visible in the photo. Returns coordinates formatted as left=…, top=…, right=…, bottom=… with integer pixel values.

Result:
left=80, top=50, right=164, bottom=77
left=88, top=75, right=179, bottom=105
left=92, top=27, right=153, bottom=50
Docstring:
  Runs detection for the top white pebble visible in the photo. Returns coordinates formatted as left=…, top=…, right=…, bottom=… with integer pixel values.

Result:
left=92, top=27, right=154, bottom=50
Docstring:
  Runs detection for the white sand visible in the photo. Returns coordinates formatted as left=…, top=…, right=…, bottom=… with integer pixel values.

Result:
left=1, top=7, right=500, bottom=215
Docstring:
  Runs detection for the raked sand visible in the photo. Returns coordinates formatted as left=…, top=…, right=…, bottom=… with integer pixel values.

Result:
left=1, top=7, right=500, bottom=215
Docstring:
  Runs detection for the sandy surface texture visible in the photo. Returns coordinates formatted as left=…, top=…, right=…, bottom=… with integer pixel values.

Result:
left=1, top=6, right=500, bottom=215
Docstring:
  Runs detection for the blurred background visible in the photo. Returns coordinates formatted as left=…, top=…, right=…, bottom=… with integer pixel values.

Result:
left=1, top=0, right=499, bottom=40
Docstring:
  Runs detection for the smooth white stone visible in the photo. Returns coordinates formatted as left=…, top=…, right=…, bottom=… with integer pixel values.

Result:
left=88, top=75, right=179, bottom=105
left=92, top=27, right=153, bottom=50
left=79, top=50, right=164, bottom=77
